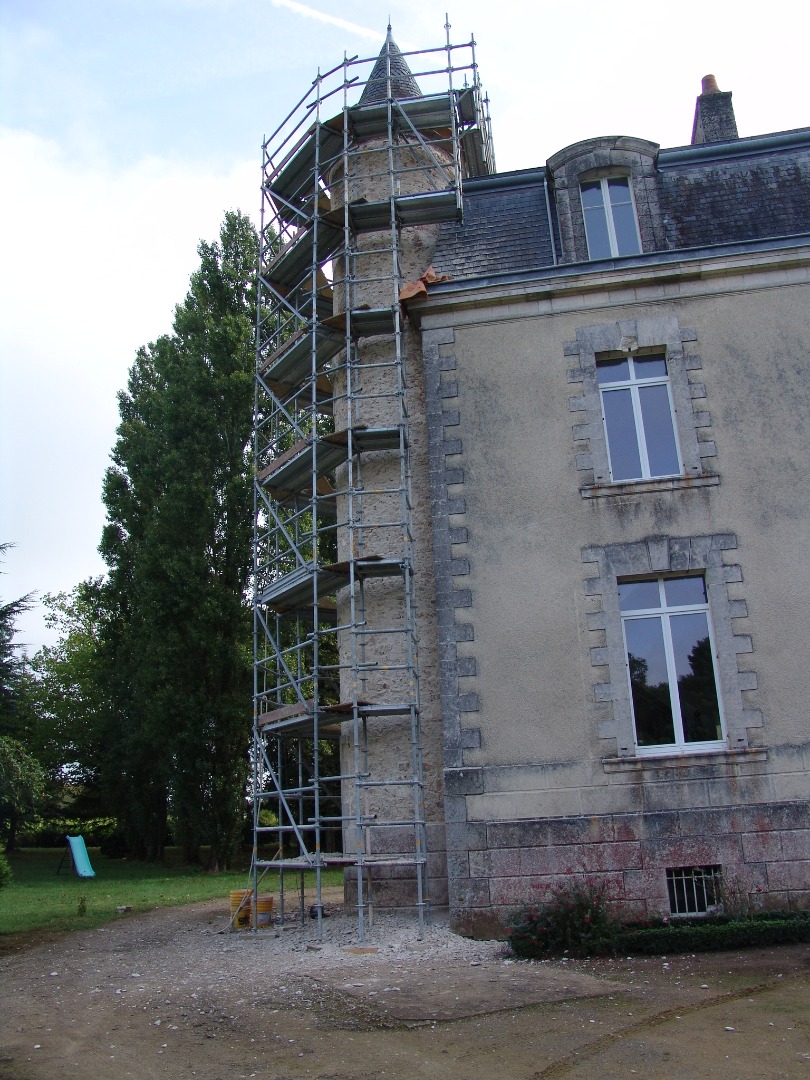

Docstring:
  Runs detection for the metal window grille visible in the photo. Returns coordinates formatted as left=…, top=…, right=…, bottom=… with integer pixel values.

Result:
left=666, top=865, right=722, bottom=915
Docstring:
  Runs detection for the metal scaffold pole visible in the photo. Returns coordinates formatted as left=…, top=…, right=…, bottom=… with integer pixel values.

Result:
left=251, top=24, right=493, bottom=941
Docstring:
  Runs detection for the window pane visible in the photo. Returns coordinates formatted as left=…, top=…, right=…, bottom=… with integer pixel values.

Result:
left=632, top=354, right=667, bottom=379
left=583, top=206, right=612, bottom=260
left=664, top=577, right=707, bottom=607
left=607, top=177, right=631, bottom=203
left=625, top=617, right=676, bottom=746
left=619, top=579, right=661, bottom=612
left=580, top=181, right=604, bottom=209
left=602, top=388, right=642, bottom=480
left=639, top=384, right=680, bottom=476
left=670, top=613, right=722, bottom=742
left=610, top=201, right=641, bottom=256
left=596, top=358, right=630, bottom=385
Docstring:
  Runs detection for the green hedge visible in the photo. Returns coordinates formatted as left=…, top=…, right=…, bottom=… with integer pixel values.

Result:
left=20, top=817, right=119, bottom=848
left=617, top=914, right=810, bottom=955
left=507, top=907, right=810, bottom=959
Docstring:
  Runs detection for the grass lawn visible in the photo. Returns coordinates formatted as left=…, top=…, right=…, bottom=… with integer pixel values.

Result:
left=0, top=847, right=343, bottom=939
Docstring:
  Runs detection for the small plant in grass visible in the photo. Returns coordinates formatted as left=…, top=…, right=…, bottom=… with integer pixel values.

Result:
left=507, top=879, right=619, bottom=958
left=0, top=852, right=10, bottom=889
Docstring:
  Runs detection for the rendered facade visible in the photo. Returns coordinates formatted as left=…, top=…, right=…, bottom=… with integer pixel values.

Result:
left=252, top=33, right=810, bottom=937
left=417, top=73, right=810, bottom=934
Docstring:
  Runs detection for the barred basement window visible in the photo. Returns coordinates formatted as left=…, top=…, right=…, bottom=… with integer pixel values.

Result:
left=666, top=865, right=722, bottom=915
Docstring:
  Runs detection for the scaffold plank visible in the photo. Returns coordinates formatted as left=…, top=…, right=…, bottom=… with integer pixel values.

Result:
left=323, top=190, right=460, bottom=233
left=346, top=93, right=455, bottom=141
left=258, top=427, right=403, bottom=499
left=455, top=86, right=478, bottom=125
left=264, top=222, right=343, bottom=291
left=461, top=127, right=489, bottom=179
left=258, top=556, right=404, bottom=611
left=265, top=124, right=343, bottom=218
left=321, top=700, right=416, bottom=717
left=322, top=307, right=396, bottom=337
left=257, top=700, right=343, bottom=737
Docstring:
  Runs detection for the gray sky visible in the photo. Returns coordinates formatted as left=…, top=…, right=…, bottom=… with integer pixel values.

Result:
left=1, top=0, right=806, bottom=651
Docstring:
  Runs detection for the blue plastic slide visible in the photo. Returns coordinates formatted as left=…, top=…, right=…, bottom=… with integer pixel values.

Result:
left=66, top=835, right=96, bottom=878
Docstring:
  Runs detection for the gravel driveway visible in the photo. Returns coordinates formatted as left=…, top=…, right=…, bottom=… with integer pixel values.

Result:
left=2, top=894, right=808, bottom=1079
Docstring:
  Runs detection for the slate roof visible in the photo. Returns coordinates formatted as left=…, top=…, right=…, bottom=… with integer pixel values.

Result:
left=430, top=128, right=810, bottom=286
left=658, top=136, right=810, bottom=249
left=432, top=173, right=557, bottom=280
left=358, top=28, right=422, bottom=106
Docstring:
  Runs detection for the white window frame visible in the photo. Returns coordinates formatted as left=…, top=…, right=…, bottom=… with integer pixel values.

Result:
left=580, top=176, right=642, bottom=259
left=619, top=575, right=727, bottom=756
left=597, top=354, right=683, bottom=482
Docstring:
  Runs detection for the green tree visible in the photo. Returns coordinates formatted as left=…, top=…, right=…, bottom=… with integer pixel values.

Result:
left=0, top=547, right=46, bottom=851
left=0, top=736, right=46, bottom=852
left=20, top=582, right=113, bottom=844
left=28, top=582, right=110, bottom=779
left=99, top=211, right=258, bottom=867
left=0, top=543, right=34, bottom=740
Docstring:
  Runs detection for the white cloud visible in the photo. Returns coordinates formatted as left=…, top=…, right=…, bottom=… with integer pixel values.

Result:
left=270, top=0, right=381, bottom=41
left=0, top=126, right=258, bottom=649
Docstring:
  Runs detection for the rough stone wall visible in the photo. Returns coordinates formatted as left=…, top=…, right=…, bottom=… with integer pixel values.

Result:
left=329, top=133, right=452, bottom=906
left=691, top=90, right=738, bottom=145
left=453, top=801, right=810, bottom=936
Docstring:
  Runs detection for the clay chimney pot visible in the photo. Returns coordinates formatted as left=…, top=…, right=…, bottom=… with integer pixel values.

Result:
left=701, top=74, right=720, bottom=95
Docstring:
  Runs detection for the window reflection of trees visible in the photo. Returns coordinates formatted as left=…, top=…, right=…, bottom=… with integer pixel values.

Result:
left=628, top=635, right=720, bottom=746
left=677, top=637, right=721, bottom=742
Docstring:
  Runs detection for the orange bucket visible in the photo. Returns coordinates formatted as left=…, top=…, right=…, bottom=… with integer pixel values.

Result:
left=255, top=894, right=274, bottom=928
left=229, top=889, right=253, bottom=930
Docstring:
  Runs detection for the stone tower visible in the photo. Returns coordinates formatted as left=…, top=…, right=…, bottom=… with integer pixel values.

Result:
left=252, top=26, right=494, bottom=938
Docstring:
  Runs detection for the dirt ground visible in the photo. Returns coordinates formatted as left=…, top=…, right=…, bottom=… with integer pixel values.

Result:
left=1, top=892, right=809, bottom=1080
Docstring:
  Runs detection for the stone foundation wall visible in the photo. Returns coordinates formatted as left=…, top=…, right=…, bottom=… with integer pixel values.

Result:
left=449, top=801, right=810, bottom=936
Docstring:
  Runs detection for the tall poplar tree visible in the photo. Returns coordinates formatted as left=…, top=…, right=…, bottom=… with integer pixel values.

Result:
left=99, top=211, right=257, bottom=866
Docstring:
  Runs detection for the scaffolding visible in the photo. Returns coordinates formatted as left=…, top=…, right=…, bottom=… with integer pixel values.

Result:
left=252, top=24, right=494, bottom=941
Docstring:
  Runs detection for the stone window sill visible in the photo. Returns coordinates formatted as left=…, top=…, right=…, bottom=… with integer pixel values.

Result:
left=602, top=747, right=768, bottom=772
left=581, top=474, right=720, bottom=499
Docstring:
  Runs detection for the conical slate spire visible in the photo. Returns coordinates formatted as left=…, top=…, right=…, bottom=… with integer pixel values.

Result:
left=358, top=26, right=422, bottom=106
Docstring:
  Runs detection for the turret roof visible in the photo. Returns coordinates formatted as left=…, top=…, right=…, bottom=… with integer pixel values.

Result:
left=358, top=27, right=422, bottom=106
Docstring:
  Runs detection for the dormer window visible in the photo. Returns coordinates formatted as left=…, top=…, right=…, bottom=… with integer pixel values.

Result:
left=580, top=177, right=641, bottom=259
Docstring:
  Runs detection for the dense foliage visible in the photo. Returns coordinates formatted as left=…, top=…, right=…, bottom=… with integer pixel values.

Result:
left=0, top=546, right=33, bottom=741
left=0, top=549, right=46, bottom=852
left=96, top=211, right=258, bottom=867
left=0, top=736, right=47, bottom=852
left=506, top=880, right=619, bottom=958
left=506, top=879, right=810, bottom=959
left=617, top=912, right=810, bottom=954
left=8, top=212, right=335, bottom=871
left=3, top=215, right=258, bottom=868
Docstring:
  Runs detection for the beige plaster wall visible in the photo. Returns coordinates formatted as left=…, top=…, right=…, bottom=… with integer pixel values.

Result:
left=429, top=270, right=810, bottom=822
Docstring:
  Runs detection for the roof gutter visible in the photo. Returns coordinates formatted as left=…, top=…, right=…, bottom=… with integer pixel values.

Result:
left=659, top=127, right=810, bottom=167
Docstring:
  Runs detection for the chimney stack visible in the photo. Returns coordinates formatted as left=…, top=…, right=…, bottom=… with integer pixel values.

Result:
left=691, top=74, right=738, bottom=144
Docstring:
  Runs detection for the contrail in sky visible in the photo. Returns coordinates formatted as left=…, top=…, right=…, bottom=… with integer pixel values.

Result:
left=270, top=0, right=383, bottom=42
